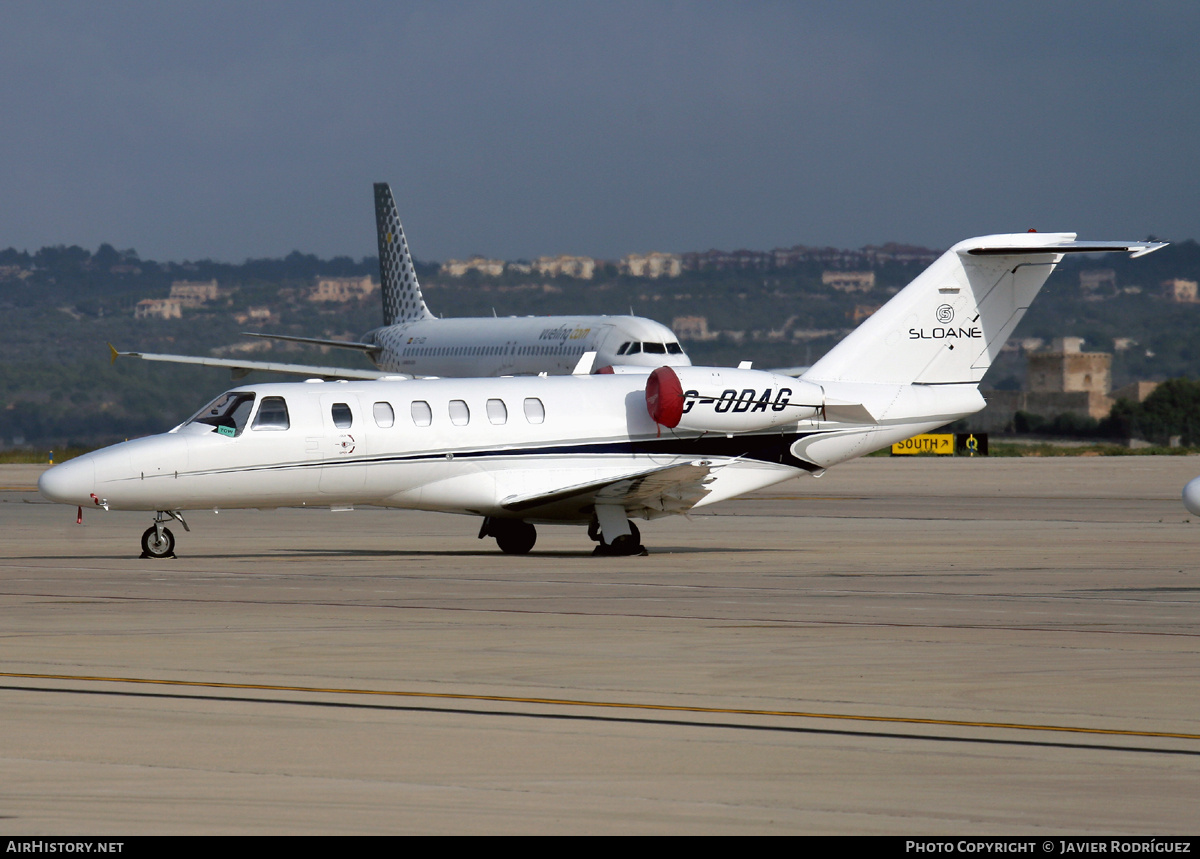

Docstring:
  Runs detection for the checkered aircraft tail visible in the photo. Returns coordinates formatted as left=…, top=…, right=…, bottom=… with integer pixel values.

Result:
left=374, top=183, right=435, bottom=326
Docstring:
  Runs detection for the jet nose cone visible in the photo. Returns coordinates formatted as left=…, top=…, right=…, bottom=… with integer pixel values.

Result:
left=1184, top=477, right=1200, bottom=517
left=38, top=458, right=96, bottom=505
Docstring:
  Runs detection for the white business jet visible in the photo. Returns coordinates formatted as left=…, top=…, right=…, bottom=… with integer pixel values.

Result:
left=42, top=232, right=1164, bottom=557
left=115, top=183, right=691, bottom=381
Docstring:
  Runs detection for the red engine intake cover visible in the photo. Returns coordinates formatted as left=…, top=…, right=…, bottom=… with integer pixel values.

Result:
left=646, top=366, right=685, bottom=428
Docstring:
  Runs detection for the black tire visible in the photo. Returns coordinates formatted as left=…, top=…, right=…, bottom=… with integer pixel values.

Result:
left=596, top=520, right=639, bottom=546
left=495, top=521, right=537, bottom=555
left=141, top=526, right=175, bottom=558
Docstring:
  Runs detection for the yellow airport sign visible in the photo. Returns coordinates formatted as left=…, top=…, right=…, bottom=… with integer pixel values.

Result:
left=891, top=433, right=954, bottom=455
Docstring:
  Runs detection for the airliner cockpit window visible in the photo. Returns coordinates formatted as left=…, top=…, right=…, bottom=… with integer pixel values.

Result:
left=626, top=342, right=642, bottom=354
left=666, top=342, right=684, bottom=354
left=184, top=392, right=256, bottom=437
left=251, top=396, right=290, bottom=431
left=643, top=342, right=667, bottom=354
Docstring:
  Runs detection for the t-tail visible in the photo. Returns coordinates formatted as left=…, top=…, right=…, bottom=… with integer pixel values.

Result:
left=803, top=232, right=1166, bottom=387
left=374, top=182, right=436, bottom=326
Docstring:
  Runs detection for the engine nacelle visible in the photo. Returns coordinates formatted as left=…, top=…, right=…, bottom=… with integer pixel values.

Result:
left=646, top=366, right=824, bottom=433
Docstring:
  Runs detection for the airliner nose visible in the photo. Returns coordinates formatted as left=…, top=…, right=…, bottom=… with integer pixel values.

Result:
left=38, top=457, right=96, bottom=505
left=1184, top=476, right=1200, bottom=517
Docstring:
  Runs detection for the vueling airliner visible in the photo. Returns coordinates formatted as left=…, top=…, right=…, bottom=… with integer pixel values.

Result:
left=115, top=183, right=691, bottom=380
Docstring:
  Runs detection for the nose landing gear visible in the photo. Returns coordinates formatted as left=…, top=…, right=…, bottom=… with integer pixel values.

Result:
left=140, top=511, right=189, bottom=559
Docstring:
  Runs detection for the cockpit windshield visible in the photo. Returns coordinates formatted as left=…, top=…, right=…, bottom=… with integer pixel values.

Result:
left=184, top=392, right=256, bottom=437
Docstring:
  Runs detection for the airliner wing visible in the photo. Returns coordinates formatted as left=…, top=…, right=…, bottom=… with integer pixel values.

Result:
left=500, top=460, right=715, bottom=519
left=239, top=332, right=380, bottom=354
left=110, top=346, right=404, bottom=381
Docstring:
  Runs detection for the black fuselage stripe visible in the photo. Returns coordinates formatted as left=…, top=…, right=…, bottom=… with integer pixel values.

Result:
left=176, top=431, right=829, bottom=480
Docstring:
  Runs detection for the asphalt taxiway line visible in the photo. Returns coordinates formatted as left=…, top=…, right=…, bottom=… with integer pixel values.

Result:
left=4, top=670, right=1199, bottom=745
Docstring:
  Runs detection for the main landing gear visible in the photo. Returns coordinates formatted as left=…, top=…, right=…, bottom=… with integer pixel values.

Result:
left=588, top=504, right=648, bottom=556
left=140, top=510, right=189, bottom=559
left=478, top=514, right=647, bottom=556
left=588, top=518, right=646, bottom=556
left=478, top=517, right=537, bottom=555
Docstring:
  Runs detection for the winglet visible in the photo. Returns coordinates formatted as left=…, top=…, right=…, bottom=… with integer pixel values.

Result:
left=108, top=342, right=119, bottom=365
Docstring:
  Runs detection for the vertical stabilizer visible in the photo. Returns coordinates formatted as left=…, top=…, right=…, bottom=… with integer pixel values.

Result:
left=803, top=234, right=1166, bottom=387
left=374, top=183, right=435, bottom=325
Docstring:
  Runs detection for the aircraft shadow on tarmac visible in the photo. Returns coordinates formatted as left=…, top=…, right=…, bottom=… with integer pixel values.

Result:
left=17, top=545, right=785, bottom=561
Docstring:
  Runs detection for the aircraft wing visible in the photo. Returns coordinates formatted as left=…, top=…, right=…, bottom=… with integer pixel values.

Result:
left=500, top=460, right=716, bottom=519
left=239, top=332, right=381, bottom=354
left=110, top=345, right=405, bottom=381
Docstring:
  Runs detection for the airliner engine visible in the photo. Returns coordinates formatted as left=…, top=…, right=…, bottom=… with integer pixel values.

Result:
left=645, top=366, right=825, bottom=433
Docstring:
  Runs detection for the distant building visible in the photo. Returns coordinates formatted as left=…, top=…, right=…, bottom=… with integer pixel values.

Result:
left=671, top=316, right=716, bottom=341
left=309, top=275, right=378, bottom=303
left=440, top=257, right=506, bottom=277
left=681, top=249, right=773, bottom=272
left=621, top=252, right=682, bottom=279
left=821, top=271, right=875, bottom=293
left=977, top=337, right=1114, bottom=431
left=169, top=279, right=220, bottom=307
left=849, top=304, right=881, bottom=323
left=234, top=306, right=272, bottom=325
left=1162, top=278, right=1198, bottom=303
left=134, top=298, right=183, bottom=320
left=534, top=255, right=595, bottom=280
left=1112, top=381, right=1159, bottom=403
left=1027, top=337, right=1111, bottom=400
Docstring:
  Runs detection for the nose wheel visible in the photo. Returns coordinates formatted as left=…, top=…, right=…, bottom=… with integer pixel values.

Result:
left=140, top=525, right=176, bottom=559
left=140, top=510, right=188, bottom=559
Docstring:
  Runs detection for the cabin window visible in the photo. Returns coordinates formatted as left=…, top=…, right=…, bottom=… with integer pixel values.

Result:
left=644, top=342, right=666, bottom=354
left=251, top=396, right=290, bottom=431
left=449, top=399, right=470, bottom=426
left=486, top=398, right=507, bottom=425
left=523, top=397, right=545, bottom=424
left=411, top=400, right=432, bottom=427
left=185, top=391, right=256, bottom=437
left=331, top=403, right=353, bottom=429
left=373, top=401, right=395, bottom=428
left=667, top=342, right=684, bottom=354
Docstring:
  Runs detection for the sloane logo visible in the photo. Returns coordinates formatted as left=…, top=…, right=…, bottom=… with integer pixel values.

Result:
left=936, top=304, right=955, bottom=324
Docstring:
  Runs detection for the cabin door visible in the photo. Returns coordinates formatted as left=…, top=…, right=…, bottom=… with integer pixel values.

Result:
left=316, top=393, right=367, bottom=496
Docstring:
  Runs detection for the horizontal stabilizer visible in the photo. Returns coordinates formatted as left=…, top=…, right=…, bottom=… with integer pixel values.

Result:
left=963, top=240, right=1167, bottom=259
left=110, top=347, right=405, bottom=381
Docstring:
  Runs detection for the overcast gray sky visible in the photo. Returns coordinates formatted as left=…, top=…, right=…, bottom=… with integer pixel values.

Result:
left=1, top=1, right=1196, bottom=263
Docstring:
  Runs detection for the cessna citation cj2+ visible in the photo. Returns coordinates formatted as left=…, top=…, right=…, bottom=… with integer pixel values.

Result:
left=116, top=183, right=691, bottom=381
left=42, top=232, right=1164, bottom=558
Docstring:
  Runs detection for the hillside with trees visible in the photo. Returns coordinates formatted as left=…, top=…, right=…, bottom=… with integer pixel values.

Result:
left=2, top=238, right=1199, bottom=448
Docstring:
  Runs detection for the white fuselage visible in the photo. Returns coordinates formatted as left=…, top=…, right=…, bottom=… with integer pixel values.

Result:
left=363, top=315, right=690, bottom=376
left=38, top=375, right=983, bottom=522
